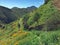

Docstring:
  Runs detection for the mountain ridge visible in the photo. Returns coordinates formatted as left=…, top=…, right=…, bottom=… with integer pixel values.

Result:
left=0, top=6, right=37, bottom=24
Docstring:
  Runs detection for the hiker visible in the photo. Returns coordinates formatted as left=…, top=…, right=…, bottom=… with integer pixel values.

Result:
left=2, top=25, right=5, bottom=29
left=0, top=24, right=2, bottom=27
left=0, top=24, right=5, bottom=29
left=18, top=23, right=20, bottom=30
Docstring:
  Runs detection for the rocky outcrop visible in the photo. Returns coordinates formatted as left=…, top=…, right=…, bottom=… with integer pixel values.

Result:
left=44, top=0, right=60, bottom=10
left=53, top=0, right=60, bottom=9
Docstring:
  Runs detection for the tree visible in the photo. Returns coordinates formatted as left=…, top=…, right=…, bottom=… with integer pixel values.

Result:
left=44, top=0, right=50, bottom=4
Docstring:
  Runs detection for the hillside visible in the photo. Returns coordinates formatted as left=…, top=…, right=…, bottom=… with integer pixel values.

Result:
left=22, top=0, right=60, bottom=31
left=0, top=0, right=60, bottom=45
left=12, top=6, right=37, bottom=18
left=0, top=6, right=17, bottom=23
left=0, top=6, right=37, bottom=24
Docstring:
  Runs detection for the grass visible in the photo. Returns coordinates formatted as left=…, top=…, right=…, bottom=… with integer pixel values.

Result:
left=0, top=28, right=60, bottom=45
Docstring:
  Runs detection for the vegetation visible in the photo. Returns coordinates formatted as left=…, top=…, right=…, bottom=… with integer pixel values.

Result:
left=23, top=0, right=60, bottom=31
left=0, top=6, right=36, bottom=24
left=0, top=27, right=60, bottom=45
left=0, top=0, right=60, bottom=45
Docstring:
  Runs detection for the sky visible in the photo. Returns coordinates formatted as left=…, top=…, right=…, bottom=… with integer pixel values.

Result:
left=0, top=0, right=44, bottom=8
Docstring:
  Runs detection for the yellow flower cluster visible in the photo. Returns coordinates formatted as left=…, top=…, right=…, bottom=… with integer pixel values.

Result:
left=12, top=33, right=18, bottom=37
left=0, top=40, right=6, bottom=45
left=14, top=41, right=19, bottom=45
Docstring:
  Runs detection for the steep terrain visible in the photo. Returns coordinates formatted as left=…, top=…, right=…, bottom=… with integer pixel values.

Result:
left=22, top=0, right=60, bottom=31
left=12, top=6, right=37, bottom=18
left=0, top=6, right=37, bottom=24
left=53, top=0, right=60, bottom=10
left=0, top=6, right=17, bottom=23
left=0, top=0, right=60, bottom=45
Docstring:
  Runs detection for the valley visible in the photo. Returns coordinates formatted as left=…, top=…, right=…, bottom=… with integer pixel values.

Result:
left=0, top=0, right=60, bottom=45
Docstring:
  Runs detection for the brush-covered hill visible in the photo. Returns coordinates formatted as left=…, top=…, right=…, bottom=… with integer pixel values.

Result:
left=0, top=6, right=17, bottom=23
left=12, top=6, right=37, bottom=18
left=0, top=6, right=37, bottom=24
left=0, top=0, right=60, bottom=45
left=22, top=0, right=60, bottom=31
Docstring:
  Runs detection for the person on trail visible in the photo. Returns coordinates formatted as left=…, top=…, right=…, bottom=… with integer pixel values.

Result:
left=18, top=22, right=20, bottom=30
left=0, top=24, right=5, bottom=29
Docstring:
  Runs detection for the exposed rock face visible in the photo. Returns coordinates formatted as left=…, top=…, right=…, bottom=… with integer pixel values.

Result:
left=53, top=0, right=60, bottom=9
left=45, top=0, right=60, bottom=10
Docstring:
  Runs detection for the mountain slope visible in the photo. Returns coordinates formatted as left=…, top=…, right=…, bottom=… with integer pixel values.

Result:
left=22, top=0, right=60, bottom=31
left=0, top=6, right=37, bottom=24
left=12, top=6, right=37, bottom=18
left=0, top=6, right=17, bottom=23
left=0, top=0, right=60, bottom=45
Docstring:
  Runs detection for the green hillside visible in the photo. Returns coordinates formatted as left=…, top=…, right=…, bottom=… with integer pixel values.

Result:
left=12, top=6, right=37, bottom=18
left=0, top=0, right=60, bottom=45
left=23, top=0, right=60, bottom=31
left=0, top=20, right=60, bottom=45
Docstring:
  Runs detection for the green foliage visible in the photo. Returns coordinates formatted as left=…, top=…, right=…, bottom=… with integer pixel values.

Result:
left=1, top=27, right=59, bottom=45
left=27, top=12, right=40, bottom=26
left=0, top=0, right=60, bottom=45
left=12, top=6, right=37, bottom=18
left=23, top=0, right=60, bottom=30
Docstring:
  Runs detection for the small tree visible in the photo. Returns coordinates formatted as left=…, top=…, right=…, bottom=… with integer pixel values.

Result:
left=44, top=0, right=50, bottom=4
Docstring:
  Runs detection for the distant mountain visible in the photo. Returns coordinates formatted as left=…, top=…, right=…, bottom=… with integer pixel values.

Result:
left=0, top=6, right=17, bottom=23
left=12, top=6, right=37, bottom=18
left=0, top=6, right=37, bottom=24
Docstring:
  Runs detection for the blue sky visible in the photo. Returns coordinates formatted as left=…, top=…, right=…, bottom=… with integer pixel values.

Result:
left=0, top=0, right=44, bottom=8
